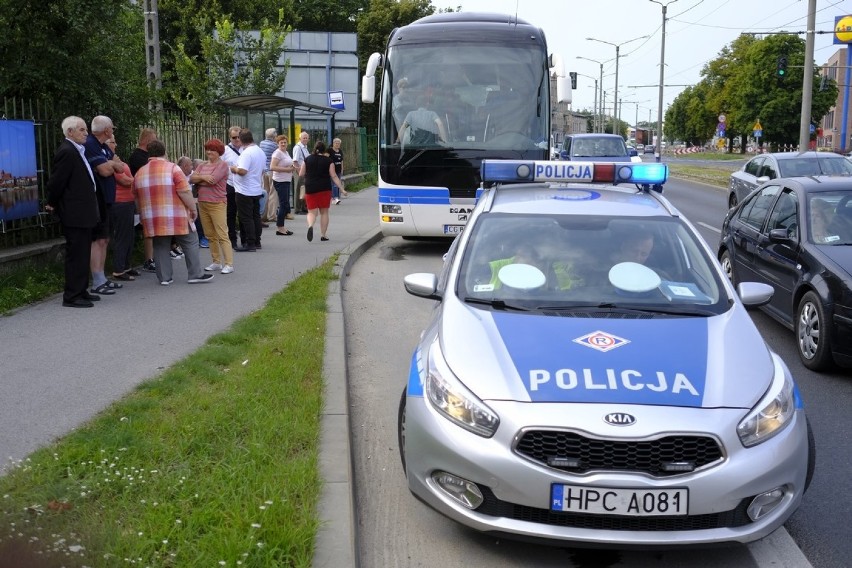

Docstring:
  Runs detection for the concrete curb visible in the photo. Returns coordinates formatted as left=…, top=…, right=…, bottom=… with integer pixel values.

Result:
left=313, top=226, right=382, bottom=568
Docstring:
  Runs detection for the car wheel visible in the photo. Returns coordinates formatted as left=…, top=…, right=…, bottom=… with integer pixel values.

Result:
left=805, top=417, right=816, bottom=493
left=728, top=192, right=738, bottom=209
left=796, top=291, right=834, bottom=371
left=397, top=386, right=407, bottom=474
left=719, top=250, right=737, bottom=287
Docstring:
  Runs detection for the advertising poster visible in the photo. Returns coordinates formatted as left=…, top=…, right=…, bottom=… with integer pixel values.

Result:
left=0, top=120, right=39, bottom=222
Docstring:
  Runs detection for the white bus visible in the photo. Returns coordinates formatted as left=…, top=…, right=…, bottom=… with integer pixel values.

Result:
left=362, top=12, right=570, bottom=237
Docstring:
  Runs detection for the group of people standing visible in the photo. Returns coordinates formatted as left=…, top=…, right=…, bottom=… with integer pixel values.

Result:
left=46, top=116, right=350, bottom=308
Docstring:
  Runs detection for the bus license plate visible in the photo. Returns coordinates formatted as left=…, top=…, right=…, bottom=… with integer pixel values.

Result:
left=551, top=484, right=688, bottom=516
left=443, top=225, right=464, bottom=235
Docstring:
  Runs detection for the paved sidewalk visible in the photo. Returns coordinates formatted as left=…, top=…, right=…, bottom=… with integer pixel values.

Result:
left=0, top=188, right=379, bottom=567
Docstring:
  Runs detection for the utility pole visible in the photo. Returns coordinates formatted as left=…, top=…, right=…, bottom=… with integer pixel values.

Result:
left=650, top=0, right=678, bottom=161
left=143, top=0, right=163, bottom=111
left=798, top=0, right=817, bottom=150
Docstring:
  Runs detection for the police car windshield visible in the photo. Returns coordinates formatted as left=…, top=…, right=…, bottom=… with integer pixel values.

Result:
left=458, top=213, right=727, bottom=315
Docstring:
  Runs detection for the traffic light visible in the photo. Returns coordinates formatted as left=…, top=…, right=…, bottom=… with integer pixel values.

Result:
left=569, top=72, right=577, bottom=90
left=776, top=56, right=788, bottom=80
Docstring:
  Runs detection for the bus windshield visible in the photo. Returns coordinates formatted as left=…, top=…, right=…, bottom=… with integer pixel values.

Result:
left=382, top=43, right=549, bottom=153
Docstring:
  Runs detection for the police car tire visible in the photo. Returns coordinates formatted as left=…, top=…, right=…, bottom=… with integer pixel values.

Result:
left=397, top=387, right=408, bottom=474
left=796, top=291, right=834, bottom=371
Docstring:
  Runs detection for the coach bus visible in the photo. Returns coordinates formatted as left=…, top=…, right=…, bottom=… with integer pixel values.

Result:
left=362, top=12, right=570, bottom=237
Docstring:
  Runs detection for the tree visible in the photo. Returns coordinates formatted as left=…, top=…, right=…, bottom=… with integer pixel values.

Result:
left=0, top=0, right=152, bottom=131
left=665, top=85, right=715, bottom=147
left=290, top=0, right=370, bottom=32
left=169, top=13, right=290, bottom=115
left=666, top=32, right=838, bottom=150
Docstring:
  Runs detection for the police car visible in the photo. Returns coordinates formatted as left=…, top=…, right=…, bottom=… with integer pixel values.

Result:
left=399, top=160, right=814, bottom=547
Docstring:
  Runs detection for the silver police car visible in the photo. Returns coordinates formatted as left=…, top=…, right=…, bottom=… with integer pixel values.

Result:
left=399, top=160, right=814, bottom=547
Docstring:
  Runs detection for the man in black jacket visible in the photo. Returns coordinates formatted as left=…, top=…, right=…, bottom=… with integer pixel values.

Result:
left=45, top=116, right=103, bottom=308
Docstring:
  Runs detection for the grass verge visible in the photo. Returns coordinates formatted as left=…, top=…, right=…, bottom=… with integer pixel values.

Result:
left=0, top=262, right=65, bottom=316
left=0, top=257, right=335, bottom=567
left=667, top=163, right=732, bottom=188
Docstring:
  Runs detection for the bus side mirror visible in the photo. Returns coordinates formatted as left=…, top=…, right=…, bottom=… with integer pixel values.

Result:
left=556, top=77, right=571, bottom=104
left=361, top=52, right=383, bottom=104
left=361, top=76, right=376, bottom=103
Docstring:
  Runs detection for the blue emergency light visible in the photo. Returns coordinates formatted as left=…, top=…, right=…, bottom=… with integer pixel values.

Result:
left=481, top=160, right=668, bottom=188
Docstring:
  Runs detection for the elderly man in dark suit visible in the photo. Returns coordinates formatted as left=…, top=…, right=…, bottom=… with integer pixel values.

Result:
left=46, top=116, right=103, bottom=308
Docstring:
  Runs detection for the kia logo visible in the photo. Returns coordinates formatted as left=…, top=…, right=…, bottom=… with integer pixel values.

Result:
left=604, top=413, right=636, bottom=426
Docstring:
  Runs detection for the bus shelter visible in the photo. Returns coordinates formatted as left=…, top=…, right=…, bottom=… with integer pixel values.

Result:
left=216, top=94, right=340, bottom=146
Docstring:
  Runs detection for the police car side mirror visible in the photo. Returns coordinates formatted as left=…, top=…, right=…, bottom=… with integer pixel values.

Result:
left=404, top=273, right=441, bottom=301
left=738, top=282, right=774, bottom=308
left=559, top=150, right=569, bottom=160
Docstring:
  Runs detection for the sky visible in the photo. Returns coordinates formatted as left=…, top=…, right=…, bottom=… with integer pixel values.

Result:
left=453, top=0, right=850, bottom=125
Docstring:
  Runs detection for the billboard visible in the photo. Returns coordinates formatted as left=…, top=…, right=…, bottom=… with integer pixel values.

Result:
left=0, top=120, right=39, bottom=222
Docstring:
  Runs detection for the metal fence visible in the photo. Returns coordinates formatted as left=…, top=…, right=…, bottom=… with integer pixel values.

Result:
left=1, top=97, right=376, bottom=251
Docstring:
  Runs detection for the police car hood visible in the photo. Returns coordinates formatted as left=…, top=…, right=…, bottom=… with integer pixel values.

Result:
left=438, top=297, right=773, bottom=409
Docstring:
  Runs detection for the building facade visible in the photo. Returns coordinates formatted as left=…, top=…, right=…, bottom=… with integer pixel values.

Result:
left=817, top=47, right=852, bottom=152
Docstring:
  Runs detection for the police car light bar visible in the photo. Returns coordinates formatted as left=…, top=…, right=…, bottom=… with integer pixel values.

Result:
left=481, top=160, right=668, bottom=187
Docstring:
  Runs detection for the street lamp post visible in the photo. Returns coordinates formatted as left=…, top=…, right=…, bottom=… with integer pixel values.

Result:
left=586, top=34, right=649, bottom=135
left=576, top=56, right=607, bottom=132
left=649, top=0, right=679, bottom=161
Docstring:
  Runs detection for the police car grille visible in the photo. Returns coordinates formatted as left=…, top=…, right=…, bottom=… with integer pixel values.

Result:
left=515, top=431, right=723, bottom=477
left=476, top=487, right=752, bottom=530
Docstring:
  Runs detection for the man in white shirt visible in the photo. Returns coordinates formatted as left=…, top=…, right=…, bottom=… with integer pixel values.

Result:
left=223, top=125, right=242, bottom=248
left=230, top=129, right=266, bottom=252
left=291, top=131, right=310, bottom=214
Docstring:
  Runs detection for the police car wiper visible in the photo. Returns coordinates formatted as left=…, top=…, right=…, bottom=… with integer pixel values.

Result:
left=463, top=297, right=531, bottom=311
left=535, top=303, right=714, bottom=317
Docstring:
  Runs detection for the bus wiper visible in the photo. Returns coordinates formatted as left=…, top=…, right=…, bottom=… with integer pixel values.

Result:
left=464, top=297, right=531, bottom=311
left=399, top=149, right=427, bottom=172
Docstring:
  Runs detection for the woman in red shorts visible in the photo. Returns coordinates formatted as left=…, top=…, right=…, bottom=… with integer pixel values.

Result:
left=298, top=141, right=345, bottom=242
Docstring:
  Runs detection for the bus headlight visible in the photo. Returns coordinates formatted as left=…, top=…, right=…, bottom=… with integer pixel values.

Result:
left=382, top=204, right=403, bottom=214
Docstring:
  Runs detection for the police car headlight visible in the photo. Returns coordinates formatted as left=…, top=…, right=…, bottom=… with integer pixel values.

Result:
left=425, top=340, right=499, bottom=438
left=737, top=357, right=796, bottom=447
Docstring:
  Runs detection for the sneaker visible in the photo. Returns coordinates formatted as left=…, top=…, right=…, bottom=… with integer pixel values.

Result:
left=170, top=249, right=184, bottom=260
left=199, top=238, right=209, bottom=248
left=205, top=263, right=222, bottom=272
left=160, top=279, right=174, bottom=286
left=332, top=198, right=341, bottom=205
left=285, top=213, right=295, bottom=220
left=188, top=273, right=214, bottom=284
left=221, top=265, right=234, bottom=274
left=143, top=259, right=156, bottom=272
